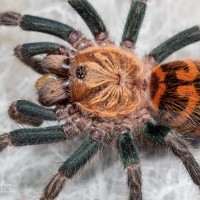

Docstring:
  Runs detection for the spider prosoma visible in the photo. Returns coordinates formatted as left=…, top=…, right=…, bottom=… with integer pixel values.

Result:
left=1, top=0, right=200, bottom=199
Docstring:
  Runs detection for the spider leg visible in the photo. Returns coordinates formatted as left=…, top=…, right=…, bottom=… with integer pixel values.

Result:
left=15, top=42, right=71, bottom=75
left=0, top=126, right=70, bottom=153
left=15, top=42, right=65, bottom=59
left=143, top=122, right=200, bottom=186
left=0, top=112, right=89, bottom=152
left=165, top=133, right=200, bottom=186
left=117, top=129, right=142, bottom=200
left=8, top=100, right=57, bottom=126
left=68, top=0, right=113, bottom=46
left=121, top=0, right=147, bottom=51
left=0, top=12, right=93, bottom=50
left=147, top=26, right=200, bottom=63
left=40, top=136, right=102, bottom=200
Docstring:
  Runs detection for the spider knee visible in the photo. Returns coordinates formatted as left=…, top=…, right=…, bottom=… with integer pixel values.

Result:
left=89, top=128, right=104, bottom=141
left=68, top=30, right=93, bottom=50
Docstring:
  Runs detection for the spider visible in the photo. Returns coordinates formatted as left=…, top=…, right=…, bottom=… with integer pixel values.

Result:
left=1, top=0, right=200, bottom=199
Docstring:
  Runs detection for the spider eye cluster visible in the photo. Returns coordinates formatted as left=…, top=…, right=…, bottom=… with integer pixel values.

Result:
left=76, top=66, right=86, bottom=79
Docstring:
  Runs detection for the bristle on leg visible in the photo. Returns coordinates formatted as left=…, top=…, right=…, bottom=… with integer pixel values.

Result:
left=0, top=133, right=10, bottom=152
left=164, top=133, right=200, bottom=186
left=40, top=173, right=67, bottom=200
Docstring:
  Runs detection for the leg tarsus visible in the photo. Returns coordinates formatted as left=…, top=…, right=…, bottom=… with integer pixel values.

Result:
left=0, top=11, right=21, bottom=26
left=40, top=137, right=102, bottom=199
left=40, top=173, right=66, bottom=200
left=127, top=164, right=142, bottom=200
left=0, top=134, right=10, bottom=153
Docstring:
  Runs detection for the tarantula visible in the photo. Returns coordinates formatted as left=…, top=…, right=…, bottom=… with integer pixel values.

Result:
left=1, top=0, right=200, bottom=199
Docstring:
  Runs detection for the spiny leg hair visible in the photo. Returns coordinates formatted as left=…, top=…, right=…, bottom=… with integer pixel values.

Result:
left=0, top=11, right=93, bottom=50
left=121, top=0, right=147, bottom=50
left=8, top=100, right=57, bottom=126
left=117, top=128, right=142, bottom=200
left=143, top=122, right=200, bottom=186
left=148, top=26, right=200, bottom=63
left=40, top=136, right=102, bottom=200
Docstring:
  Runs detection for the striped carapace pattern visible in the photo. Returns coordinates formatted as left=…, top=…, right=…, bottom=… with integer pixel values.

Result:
left=150, top=60, right=200, bottom=133
left=70, top=46, right=144, bottom=118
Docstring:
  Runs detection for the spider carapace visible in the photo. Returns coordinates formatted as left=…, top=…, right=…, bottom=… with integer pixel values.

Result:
left=1, top=0, right=200, bottom=200
left=46, top=46, right=145, bottom=119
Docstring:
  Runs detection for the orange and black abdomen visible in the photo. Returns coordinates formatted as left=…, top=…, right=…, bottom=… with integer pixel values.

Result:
left=150, top=60, right=200, bottom=134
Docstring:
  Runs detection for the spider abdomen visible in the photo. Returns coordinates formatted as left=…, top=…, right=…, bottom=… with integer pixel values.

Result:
left=70, top=46, right=145, bottom=118
left=150, top=59, right=200, bottom=133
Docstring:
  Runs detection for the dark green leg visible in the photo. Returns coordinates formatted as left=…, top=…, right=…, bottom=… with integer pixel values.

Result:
left=0, top=12, right=73, bottom=40
left=8, top=100, right=56, bottom=126
left=148, top=26, right=200, bottom=63
left=121, top=0, right=147, bottom=50
left=14, top=42, right=66, bottom=74
left=40, top=137, right=102, bottom=200
left=143, top=122, right=200, bottom=186
left=0, top=126, right=68, bottom=152
left=15, top=42, right=63, bottom=59
left=68, top=0, right=113, bottom=45
left=117, top=132, right=142, bottom=200
left=0, top=11, right=93, bottom=50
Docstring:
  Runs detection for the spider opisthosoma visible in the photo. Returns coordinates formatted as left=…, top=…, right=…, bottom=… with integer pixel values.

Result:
left=1, top=0, right=200, bottom=199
